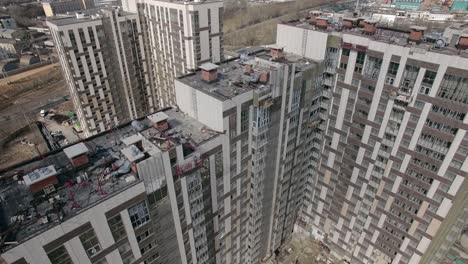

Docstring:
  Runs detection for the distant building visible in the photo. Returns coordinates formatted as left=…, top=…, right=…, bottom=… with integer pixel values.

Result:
left=0, top=16, right=16, bottom=29
left=19, top=54, right=40, bottom=65
left=450, top=0, right=468, bottom=12
left=391, top=0, right=423, bottom=9
left=47, top=9, right=152, bottom=137
left=0, top=39, right=23, bottom=59
left=28, top=26, right=51, bottom=34
left=0, top=29, right=27, bottom=40
left=42, top=0, right=95, bottom=17
left=0, top=58, right=18, bottom=72
left=122, top=0, right=224, bottom=107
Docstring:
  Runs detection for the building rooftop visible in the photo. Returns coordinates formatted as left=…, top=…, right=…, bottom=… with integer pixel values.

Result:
left=177, top=48, right=316, bottom=101
left=140, top=108, right=220, bottom=150
left=63, top=142, right=89, bottom=159
left=47, top=8, right=135, bottom=27
left=0, top=107, right=218, bottom=253
left=281, top=18, right=468, bottom=58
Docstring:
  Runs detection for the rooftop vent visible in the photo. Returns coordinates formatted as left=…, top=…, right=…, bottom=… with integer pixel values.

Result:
left=148, top=112, right=169, bottom=131
left=309, top=10, right=322, bottom=24
left=316, top=17, right=329, bottom=29
left=362, top=19, right=377, bottom=35
left=457, top=34, right=468, bottom=50
left=245, top=64, right=253, bottom=74
left=63, top=142, right=90, bottom=168
left=259, top=71, right=270, bottom=84
left=270, top=45, right=284, bottom=59
left=343, top=17, right=358, bottom=29
left=408, top=26, right=426, bottom=44
left=76, top=12, right=86, bottom=19
left=200, top=62, right=219, bottom=83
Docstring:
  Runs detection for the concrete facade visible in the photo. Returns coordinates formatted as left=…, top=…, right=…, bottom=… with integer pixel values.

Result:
left=277, top=20, right=468, bottom=264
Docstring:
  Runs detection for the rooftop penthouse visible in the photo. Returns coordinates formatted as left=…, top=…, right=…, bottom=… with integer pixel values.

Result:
left=0, top=107, right=219, bottom=253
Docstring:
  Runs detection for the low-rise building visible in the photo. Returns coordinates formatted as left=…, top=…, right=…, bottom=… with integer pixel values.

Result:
left=42, top=0, right=95, bottom=17
left=0, top=16, right=16, bottom=29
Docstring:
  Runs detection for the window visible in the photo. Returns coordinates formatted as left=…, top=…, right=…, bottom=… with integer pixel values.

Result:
left=342, top=48, right=350, bottom=56
left=385, top=76, right=395, bottom=85
left=229, top=114, right=237, bottom=138
left=414, top=100, right=425, bottom=109
left=240, top=109, right=249, bottom=133
left=363, top=56, right=382, bottom=79
left=400, top=64, right=420, bottom=94
left=79, top=228, right=102, bottom=257
left=119, top=241, right=134, bottom=264
left=356, top=51, right=365, bottom=64
left=108, top=214, right=126, bottom=242
left=136, top=229, right=153, bottom=243
left=419, top=86, right=431, bottom=95
left=337, top=74, right=345, bottom=82
left=387, top=62, right=399, bottom=76
left=437, top=74, right=468, bottom=104
left=339, top=62, right=347, bottom=69
left=129, top=202, right=150, bottom=228
left=144, top=252, right=160, bottom=264
left=422, top=70, right=437, bottom=86
left=47, top=245, right=73, bottom=264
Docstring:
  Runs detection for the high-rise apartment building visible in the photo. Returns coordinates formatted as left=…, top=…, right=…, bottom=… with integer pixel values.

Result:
left=0, top=48, right=322, bottom=264
left=47, top=9, right=152, bottom=137
left=122, top=0, right=224, bottom=107
left=277, top=16, right=468, bottom=264
left=175, top=49, right=322, bottom=263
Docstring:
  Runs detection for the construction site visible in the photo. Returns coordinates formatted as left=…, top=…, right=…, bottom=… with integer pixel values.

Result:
left=0, top=63, right=79, bottom=169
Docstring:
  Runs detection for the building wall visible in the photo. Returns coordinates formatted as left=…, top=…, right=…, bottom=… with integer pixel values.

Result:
left=276, top=24, right=328, bottom=61
left=289, top=27, right=468, bottom=264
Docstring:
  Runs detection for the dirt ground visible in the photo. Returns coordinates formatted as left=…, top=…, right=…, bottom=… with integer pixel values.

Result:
left=271, top=232, right=337, bottom=264
left=0, top=125, right=49, bottom=169
left=0, top=63, right=73, bottom=170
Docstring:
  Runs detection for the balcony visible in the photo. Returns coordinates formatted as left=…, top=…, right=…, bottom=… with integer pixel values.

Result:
left=325, top=66, right=336, bottom=74
left=323, top=77, right=334, bottom=87
left=322, top=89, right=332, bottom=98
left=382, top=138, right=394, bottom=147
